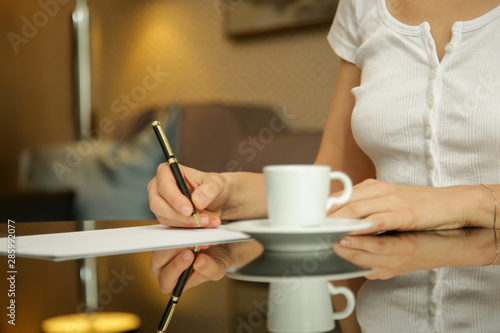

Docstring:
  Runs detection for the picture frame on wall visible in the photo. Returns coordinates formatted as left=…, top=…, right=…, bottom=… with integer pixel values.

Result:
left=224, top=0, right=339, bottom=37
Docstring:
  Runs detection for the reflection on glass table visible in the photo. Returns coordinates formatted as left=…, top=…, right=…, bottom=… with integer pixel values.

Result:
left=1, top=220, right=499, bottom=333
left=191, top=227, right=500, bottom=333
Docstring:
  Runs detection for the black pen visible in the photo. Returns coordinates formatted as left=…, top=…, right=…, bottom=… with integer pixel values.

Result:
left=151, top=121, right=200, bottom=227
left=157, top=245, right=200, bottom=333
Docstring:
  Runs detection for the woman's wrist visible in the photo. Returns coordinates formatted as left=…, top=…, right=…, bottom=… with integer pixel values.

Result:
left=464, top=185, right=498, bottom=229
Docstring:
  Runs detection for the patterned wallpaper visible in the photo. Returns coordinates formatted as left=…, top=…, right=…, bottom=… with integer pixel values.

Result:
left=90, top=0, right=339, bottom=132
left=0, top=0, right=340, bottom=189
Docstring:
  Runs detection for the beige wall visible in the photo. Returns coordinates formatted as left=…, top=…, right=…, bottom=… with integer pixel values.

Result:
left=1, top=0, right=339, bottom=190
left=1, top=0, right=76, bottom=189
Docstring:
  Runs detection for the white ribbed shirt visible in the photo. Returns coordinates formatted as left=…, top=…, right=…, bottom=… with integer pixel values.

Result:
left=328, top=0, right=500, bottom=332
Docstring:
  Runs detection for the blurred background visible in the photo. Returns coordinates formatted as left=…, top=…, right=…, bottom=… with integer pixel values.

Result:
left=0, top=0, right=341, bottom=332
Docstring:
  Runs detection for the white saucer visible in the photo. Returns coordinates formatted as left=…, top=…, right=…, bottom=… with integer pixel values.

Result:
left=226, top=250, right=371, bottom=283
left=224, top=218, right=371, bottom=252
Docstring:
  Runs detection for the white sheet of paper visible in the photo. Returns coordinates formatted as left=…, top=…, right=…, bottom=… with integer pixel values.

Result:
left=0, top=225, right=251, bottom=262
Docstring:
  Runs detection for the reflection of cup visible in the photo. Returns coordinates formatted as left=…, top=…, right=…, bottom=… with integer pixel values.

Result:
left=268, top=280, right=355, bottom=333
left=264, top=165, right=352, bottom=228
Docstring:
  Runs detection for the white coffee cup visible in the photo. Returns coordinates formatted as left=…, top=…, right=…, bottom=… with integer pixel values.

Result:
left=264, top=165, right=352, bottom=228
left=267, top=280, right=355, bottom=333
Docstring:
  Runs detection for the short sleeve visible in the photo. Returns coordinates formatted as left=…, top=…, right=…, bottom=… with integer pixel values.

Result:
left=327, top=0, right=360, bottom=63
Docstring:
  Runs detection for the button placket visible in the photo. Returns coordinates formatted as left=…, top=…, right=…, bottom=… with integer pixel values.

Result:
left=421, top=24, right=441, bottom=185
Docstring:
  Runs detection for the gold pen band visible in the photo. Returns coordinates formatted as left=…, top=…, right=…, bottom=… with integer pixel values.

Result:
left=168, top=157, right=178, bottom=164
left=158, top=302, right=177, bottom=333
left=153, top=121, right=175, bottom=156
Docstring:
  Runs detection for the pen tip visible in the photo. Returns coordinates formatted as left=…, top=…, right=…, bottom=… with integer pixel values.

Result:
left=152, top=120, right=161, bottom=127
left=193, top=214, right=200, bottom=227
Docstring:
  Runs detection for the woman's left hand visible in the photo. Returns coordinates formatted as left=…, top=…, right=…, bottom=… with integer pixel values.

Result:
left=329, top=179, right=475, bottom=234
left=333, top=232, right=433, bottom=280
left=333, top=228, right=497, bottom=279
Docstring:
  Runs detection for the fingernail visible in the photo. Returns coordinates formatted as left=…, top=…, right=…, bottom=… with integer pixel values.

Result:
left=339, top=238, right=351, bottom=247
left=199, top=215, right=209, bottom=226
left=195, top=257, right=206, bottom=270
left=188, top=216, right=207, bottom=226
left=181, top=251, right=191, bottom=261
left=181, top=206, right=191, bottom=216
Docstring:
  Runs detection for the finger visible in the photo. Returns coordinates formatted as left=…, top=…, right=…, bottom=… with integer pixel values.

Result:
left=349, top=212, right=412, bottom=235
left=334, top=243, right=399, bottom=280
left=157, top=250, right=195, bottom=294
left=149, top=248, right=186, bottom=280
left=155, top=163, right=198, bottom=219
left=149, top=179, right=208, bottom=227
left=208, top=214, right=222, bottom=228
left=187, top=253, right=228, bottom=286
left=329, top=193, right=398, bottom=220
left=329, top=180, right=396, bottom=213
left=191, top=174, right=226, bottom=211
left=333, top=243, right=372, bottom=268
left=336, top=235, right=399, bottom=255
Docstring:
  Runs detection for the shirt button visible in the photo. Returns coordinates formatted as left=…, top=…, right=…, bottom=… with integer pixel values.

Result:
left=425, top=126, right=433, bottom=139
left=429, top=302, right=437, bottom=316
left=429, top=271, right=438, bottom=284
left=429, top=67, right=438, bottom=79
left=427, top=158, right=435, bottom=169
left=428, top=97, right=435, bottom=109
left=445, top=43, right=455, bottom=53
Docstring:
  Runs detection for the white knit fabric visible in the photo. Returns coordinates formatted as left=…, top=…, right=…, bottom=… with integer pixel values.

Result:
left=328, top=0, right=500, bottom=332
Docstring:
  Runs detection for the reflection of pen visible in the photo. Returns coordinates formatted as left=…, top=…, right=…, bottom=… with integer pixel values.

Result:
left=152, top=121, right=200, bottom=227
left=157, top=245, right=200, bottom=333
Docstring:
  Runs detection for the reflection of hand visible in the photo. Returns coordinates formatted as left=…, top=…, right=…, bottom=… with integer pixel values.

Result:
left=150, top=241, right=263, bottom=294
left=148, top=164, right=230, bottom=228
left=333, top=229, right=498, bottom=280
left=150, top=245, right=231, bottom=294
left=329, top=179, right=481, bottom=234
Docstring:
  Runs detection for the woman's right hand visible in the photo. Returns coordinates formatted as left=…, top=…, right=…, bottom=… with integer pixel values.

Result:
left=150, top=241, right=263, bottom=294
left=148, top=163, right=231, bottom=228
left=150, top=244, right=232, bottom=294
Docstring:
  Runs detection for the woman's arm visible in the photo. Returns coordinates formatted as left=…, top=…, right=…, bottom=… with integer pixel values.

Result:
left=315, top=59, right=375, bottom=186
left=316, top=58, right=376, bottom=333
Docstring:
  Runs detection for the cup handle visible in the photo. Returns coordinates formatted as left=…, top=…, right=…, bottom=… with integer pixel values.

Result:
left=327, top=283, right=356, bottom=320
left=326, top=171, right=353, bottom=209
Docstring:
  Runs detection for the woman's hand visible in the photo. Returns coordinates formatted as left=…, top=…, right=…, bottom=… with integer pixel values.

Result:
left=150, top=241, right=263, bottom=294
left=329, top=179, right=482, bottom=234
left=333, top=228, right=498, bottom=280
left=148, top=164, right=231, bottom=228
left=150, top=245, right=232, bottom=294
